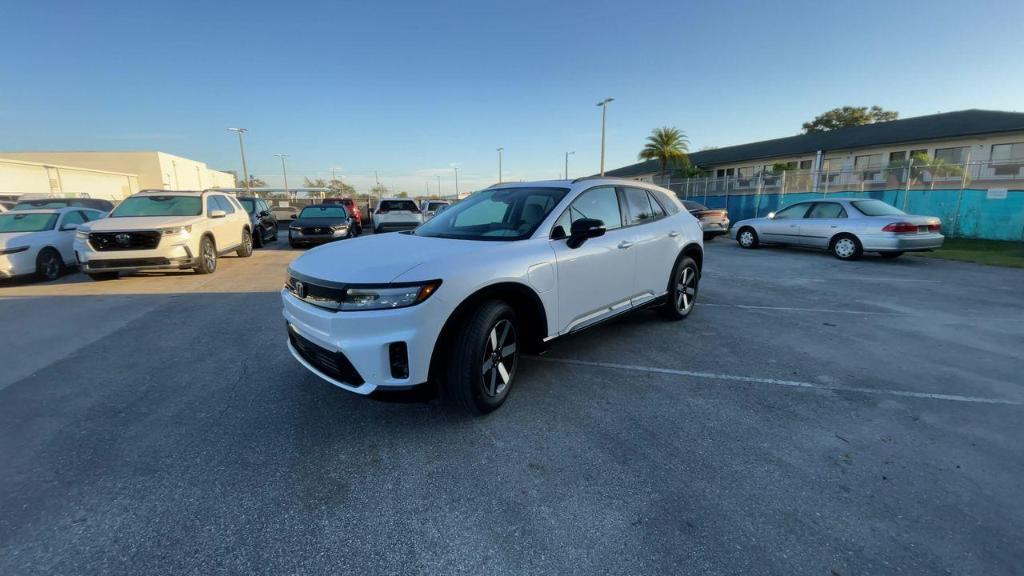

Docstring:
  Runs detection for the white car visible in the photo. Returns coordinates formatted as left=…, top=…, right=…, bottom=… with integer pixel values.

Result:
left=74, top=190, right=253, bottom=280
left=372, top=198, right=424, bottom=233
left=282, top=178, right=704, bottom=414
left=421, top=200, right=451, bottom=221
left=0, top=207, right=107, bottom=281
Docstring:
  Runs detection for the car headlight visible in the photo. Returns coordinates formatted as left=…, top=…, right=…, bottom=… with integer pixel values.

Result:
left=289, top=223, right=301, bottom=230
left=331, top=224, right=349, bottom=231
left=161, top=225, right=192, bottom=237
left=0, top=245, right=30, bottom=256
left=75, top=229, right=90, bottom=240
left=286, top=275, right=442, bottom=311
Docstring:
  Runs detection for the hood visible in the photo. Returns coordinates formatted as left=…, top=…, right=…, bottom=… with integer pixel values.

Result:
left=84, top=215, right=201, bottom=232
left=289, top=232, right=496, bottom=283
left=0, top=231, right=41, bottom=249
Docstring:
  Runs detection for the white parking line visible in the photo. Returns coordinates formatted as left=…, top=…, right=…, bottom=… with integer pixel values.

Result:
left=532, top=356, right=1022, bottom=406
left=700, top=303, right=906, bottom=315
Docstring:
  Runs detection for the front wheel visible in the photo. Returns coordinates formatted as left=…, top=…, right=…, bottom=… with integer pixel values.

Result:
left=446, top=300, right=519, bottom=415
left=737, top=227, right=759, bottom=249
left=236, top=228, right=253, bottom=257
left=194, top=236, right=217, bottom=274
left=253, top=226, right=264, bottom=249
left=831, top=234, right=863, bottom=261
left=661, top=256, right=699, bottom=320
left=35, top=248, right=64, bottom=281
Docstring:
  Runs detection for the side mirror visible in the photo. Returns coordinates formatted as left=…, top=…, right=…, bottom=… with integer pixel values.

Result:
left=210, top=209, right=227, bottom=219
left=567, top=218, right=605, bottom=249
left=61, top=223, right=79, bottom=231
left=259, top=210, right=270, bottom=217
left=767, top=211, right=776, bottom=219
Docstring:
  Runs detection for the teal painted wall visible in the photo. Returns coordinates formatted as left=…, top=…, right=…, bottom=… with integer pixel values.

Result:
left=692, top=189, right=1024, bottom=241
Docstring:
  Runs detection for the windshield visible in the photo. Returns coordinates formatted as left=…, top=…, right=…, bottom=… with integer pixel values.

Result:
left=238, top=198, right=258, bottom=214
left=13, top=200, right=70, bottom=210
left=299, top=205, right=348, bottom=219
left=111, top=196, right=202, bottom=217
left=414, top=187, right=568, bottom=241
left=0, top=212, right=58, bottom=232
left=851, top=199, right=905, bottom=217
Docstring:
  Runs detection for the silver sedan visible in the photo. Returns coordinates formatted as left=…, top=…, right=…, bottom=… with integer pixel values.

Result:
left=730, top=198, right=944, bottom=260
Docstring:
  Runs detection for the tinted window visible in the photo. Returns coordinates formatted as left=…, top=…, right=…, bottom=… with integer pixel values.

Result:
left=806, top=203, right=847, bottom=219
left=772, top=203, right=811, bottom=220
left=554, top=186, right=622, bottom=235
left=851, top=199, right=905, bottom=216
left=299, top=205, right=348, bottom=218
left=623, top=187, right=659, bottom=225
left=112, top=195, right=202, bottom=217
left=650, top=189, right=681, bottom=215
left=210, top=195, right=235, bottom=214
left=647, top=191, right=666, bottom=219
left=81, top=209, right=103, bottom=221
left=379, top=200, right=418, bottom=212
left=0, top=213, right=58, bottom=232
left=238, top=198, right=257, bottom=214
left=415, top=187, right=568, bottom=241
left=60, top=211, right=87, bottom=228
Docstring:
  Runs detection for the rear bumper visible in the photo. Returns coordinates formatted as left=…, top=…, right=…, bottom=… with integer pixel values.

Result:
left=374, top=221, right=421, bottom=232
left=859, top=233, right=944, bottom=252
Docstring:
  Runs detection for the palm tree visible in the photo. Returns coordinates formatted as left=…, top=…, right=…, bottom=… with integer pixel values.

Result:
left=638, top=127, right=690, bottom=179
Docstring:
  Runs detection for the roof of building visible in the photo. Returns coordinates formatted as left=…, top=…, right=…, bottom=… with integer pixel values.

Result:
left=604, top=109, right=1024, bottom=177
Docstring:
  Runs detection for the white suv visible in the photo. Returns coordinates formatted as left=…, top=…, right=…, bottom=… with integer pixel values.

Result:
left=74, top=190, right=253, bottom=280
left=372, top=197, right=424, bottom=233
left=282, top=178, right=703, bottom=414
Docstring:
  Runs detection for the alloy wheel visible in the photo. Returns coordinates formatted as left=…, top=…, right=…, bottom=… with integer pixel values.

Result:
left=40, top=252, right=60, bottom=280
left=835, top=238, right=856, bottom=258
left=676, top=265, right=697, bottom=312
left=481, top=319, right=517, bottom=397
left=203, top=241, right=216, bottom=271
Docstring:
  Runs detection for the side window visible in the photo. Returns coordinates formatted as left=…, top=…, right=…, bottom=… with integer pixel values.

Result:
left=60, top=211, right=87, bottom=229
left=646, top=191, right=666, bottom=219
left=623, top=187, right=660, bottom=226
left=80, top=210, right=99, bottom=222
left=806, top=202, right=847, bottom=219
left=211, top=195, right=235, bottom=214
left=649, top=189, right=680, bottom=215
left=226, top=196, right=242, bottom=212
left=773, top=204, right=811, bottom=220
left=553, top=186, right=622, bottom=237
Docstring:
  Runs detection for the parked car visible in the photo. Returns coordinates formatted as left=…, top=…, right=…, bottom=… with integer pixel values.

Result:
left=238, top=197, right=279, bottom=248
left=11, top=197, right=115, bottom=213
left=421, top=200, right=451, bottom=221
left=74, top=190, right=253, bottom=280
left=0, top=207, right=107, bottom=281
left=323, top=197, right=363, bottom=235
left=282, top=178, right=704, bottom=414
left=731, top=198, right=943, bottom=260
left=287, top=204, right=355, bottom=248
left=371, top=198, right=423, bottom=233
left=0, top=201, right=14, bottom=212
left=682, top=200, right=729, bottom=241
left=271, top=205, right=299, bottom=222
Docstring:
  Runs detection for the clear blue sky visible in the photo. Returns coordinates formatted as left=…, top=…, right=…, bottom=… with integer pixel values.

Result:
left=2, top=0, right=1022, bottom=194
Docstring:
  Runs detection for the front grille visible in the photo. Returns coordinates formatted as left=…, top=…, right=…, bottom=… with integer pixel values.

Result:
left=285, top=274, right=347, bottom=310
left=88, top=258, right=171, bottom=269
left=89, top=231, right=162, bottom=251
left=288, top=324, right=365, bottom=385
left=301, top=227, right=331, bottom=235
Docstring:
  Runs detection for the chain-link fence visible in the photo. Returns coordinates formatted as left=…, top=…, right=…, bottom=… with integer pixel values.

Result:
left=657, top=160, right=1024, bottom=240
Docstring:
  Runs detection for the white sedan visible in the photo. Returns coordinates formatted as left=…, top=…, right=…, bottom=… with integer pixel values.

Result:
left=282, top=178, right=704, bottom=414
left=0, top=208, right=106, bottom=281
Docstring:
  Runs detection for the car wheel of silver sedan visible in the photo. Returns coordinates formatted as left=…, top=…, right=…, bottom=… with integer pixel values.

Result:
left=830, top=234, right=863, bottom=261
left=737, top=227, right=759, bottom=249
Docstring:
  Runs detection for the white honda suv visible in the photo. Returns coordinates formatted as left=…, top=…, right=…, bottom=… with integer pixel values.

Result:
left=74, top=190, right=253, bottom=280
left=282, top=178, right=703, bottom=414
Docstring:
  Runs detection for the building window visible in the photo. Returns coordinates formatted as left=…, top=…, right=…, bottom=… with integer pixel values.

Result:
left=933, top=146, right=969, bottom=165
left=991, top=143, right=1024, bottom=176
left=715, top=169, right=725, bottom=178
left=799, top=159, right=812, bottom=170
left=855, top=154, right=883, bottom=180
left=888, top=151, right=907, bottom=164
left=909, top=149, right=929, bottom=164
left=736, top=166, right=754, bottom=182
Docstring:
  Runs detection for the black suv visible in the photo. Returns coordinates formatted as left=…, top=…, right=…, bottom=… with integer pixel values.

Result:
left=238, top=197, right=279, bottom=248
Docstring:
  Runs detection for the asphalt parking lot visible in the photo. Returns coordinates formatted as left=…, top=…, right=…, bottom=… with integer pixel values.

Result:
left=1, top=236, right=1022, bottom=575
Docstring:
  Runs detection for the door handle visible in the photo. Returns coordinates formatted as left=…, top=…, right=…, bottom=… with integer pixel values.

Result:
left=617, top=241, right=634, bottom=250
left=668, top=231, right=679, bottom=237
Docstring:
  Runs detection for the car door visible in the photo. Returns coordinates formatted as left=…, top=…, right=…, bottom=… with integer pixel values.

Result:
left=207, top=195, right=237, bottom=250
left=550, top=185, right=636, bottom=334
left=759, top=202, right=811, bottom=244
left=799, top=202, right=848, bottom=248
left=55, top=210, right=87, bottom=263
left=621, top=187, right=675, bottom=305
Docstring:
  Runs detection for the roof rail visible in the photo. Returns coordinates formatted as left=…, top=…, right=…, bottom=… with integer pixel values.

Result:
left=571, top=175, right=644, bottom=184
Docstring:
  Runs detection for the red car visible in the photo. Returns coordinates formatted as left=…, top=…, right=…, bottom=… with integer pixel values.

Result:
left=322, top=197, right=363, bottom=235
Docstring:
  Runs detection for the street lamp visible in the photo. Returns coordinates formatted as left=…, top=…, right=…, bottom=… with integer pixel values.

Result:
left=596, top=98, right=614, bottom=176
left=496, top=147, right=504, bottom=183
left=453, top=166, right=459, bottom=199
left=564, top=151, right=575, bottom=180
left=274, top=154, right=290, bottom=198
left=227, top=128, right=250, bottom=194
left=437, top=174, right=442, bottom=197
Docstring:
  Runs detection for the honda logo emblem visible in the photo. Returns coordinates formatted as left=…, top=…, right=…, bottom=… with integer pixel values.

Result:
left=294, top=281, right=307, bottom=299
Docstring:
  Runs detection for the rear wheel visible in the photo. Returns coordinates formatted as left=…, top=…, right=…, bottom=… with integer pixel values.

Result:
left=880, top=251, right=904, bottom=259
left=35, top=248, right=64, bottom=281
left=831, top=234, right=863, bottom=261
left=236, top=228, right=253, bottom=257
left=737, top=227, right=759, bottom=249
left=661, top=256, right=699, bottom=320
left=86, top=272, right=119, bottom=281
left=447, top=300, right=519, bottom=415
left=194, top=236, right=217, bottom=274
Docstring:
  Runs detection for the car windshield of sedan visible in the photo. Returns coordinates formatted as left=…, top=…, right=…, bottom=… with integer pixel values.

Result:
left=414, top=187, right=569, bottom=241
left=851, top=199, right=906, bottom=216
left=110, top=196, right=202, bottom=217
left=300, top=205, right=348, bottom=219
left=0, top=212, right=58, bottom=232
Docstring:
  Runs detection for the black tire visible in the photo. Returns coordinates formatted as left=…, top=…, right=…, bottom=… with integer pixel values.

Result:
left=86, top=272, right=119, bottom=281
left=880, top=251, right=904, bottom=259
left=289, top=238, right=299, bottom=249
left=446, top=300, right=519, bottom=415
left=194, top=236, right=217, bottom=274
left=253, top=226, right=264, bottom=249
left=661, top=256, right=699, bottom=320
left=236, top=228, right=254, bottom=257
left=703, top=233, right=716, bottom=242
left=737, top=227, right=759, bottom=249
left=830, top=234, right=863, bottom=261
left=355, top=222, right=363, bottom=236
left=35, top=248, right=64, bottom=281
left=270, top=224, right=278, bottom=241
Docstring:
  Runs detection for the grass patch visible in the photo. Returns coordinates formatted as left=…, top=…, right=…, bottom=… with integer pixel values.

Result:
left=909, top=238, right=1024, bottom=268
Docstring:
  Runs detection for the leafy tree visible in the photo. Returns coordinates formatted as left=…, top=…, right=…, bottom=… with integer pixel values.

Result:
left=240, top=175, right=266, bottom=188
left=369, top=183, right=388, bottom=198
left=802, top=106, right=898, bottom=133
left=638, top=127, right=690, bottom=176
left=396, top=191, right=409, bottom=198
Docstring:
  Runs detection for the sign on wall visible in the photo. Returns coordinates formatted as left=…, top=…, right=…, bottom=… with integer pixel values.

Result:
left=987, top=188, right=1008, bottom=200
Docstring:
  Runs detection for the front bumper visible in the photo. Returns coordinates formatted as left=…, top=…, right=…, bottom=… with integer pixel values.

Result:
left=0, top=250, right=38, bottom=279
left=288, top=229, right=348, bottom=245
left=281, top=288, right=449, bottom=393
left=74, top=238, right=197, bottom=272
left=859, top=233, right=944, bottom=252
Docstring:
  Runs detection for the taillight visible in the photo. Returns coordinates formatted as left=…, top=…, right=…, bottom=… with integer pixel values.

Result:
left=882, top=222, right=918, bottom=234
left=928, top=222, right=941, bottom=232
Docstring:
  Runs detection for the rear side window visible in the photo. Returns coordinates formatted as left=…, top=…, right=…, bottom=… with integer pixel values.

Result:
left=651, top=189, right=682, bottom=215
left=623, top=187, right=661, bottom=226
left=806, top=202, right=847, bottom=219
left=647, top=191, right=666, bottom=219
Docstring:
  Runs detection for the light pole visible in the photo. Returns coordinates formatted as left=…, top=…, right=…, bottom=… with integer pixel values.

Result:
left=453, top=166, right=459, bottom=199
left=437, top=174, right=442, bottom=197
left=596, top=98, right=614, bottom=176
left=496, top=147, right=504, bottom=183
left=564, top=151, right=575, bottom=180
left=227, top=128, right=250, bottom=194
left=274, top=154, right=290, bottom=198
